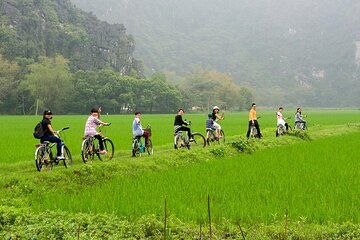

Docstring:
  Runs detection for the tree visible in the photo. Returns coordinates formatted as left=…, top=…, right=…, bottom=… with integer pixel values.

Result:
left=180, top=68, right=253, bottom=111
left=0, top=54, right=24, bottom=114
left=0, top=54, right=20, bottom=103
left=20, top=55, right=74, bottom=113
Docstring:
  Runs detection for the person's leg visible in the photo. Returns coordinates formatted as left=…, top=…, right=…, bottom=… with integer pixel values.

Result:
left=213, top=122, right=220, bottom=138
left=94, top=134, right=104, bottom=150
left=246, top=121, right=252, bottom=138
left=45, top=135, right=63, bottom=157
left=179, top=126, right=191, bottom=139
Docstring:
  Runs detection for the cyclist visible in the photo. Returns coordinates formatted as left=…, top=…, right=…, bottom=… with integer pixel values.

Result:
left=174, top=109, right=192, bottom=145
left=211, top=106, right=224, bottom=139
left=276, top=107, right=289, bottom=132
left=40, top=110, right=64, bottom=160
left=132, top=112, right=150, bottom=146
left=295, top=107, right=307, bottom=129
left=246, top=103, right=262, bottom=138
left=84, top=108, right=110, bottom=154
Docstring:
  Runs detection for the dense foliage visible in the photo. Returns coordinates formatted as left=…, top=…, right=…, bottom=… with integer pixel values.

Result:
left=71, top=0, right=360, bottom=107
left=0, top=0, right=141, bottom=74
left=0, top=53, right=252, bottom=114
left=1, top=207, right=359, bottom=239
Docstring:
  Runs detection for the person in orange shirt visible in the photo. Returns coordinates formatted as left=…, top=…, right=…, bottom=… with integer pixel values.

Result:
left=246, top=103, right=262, bottom=138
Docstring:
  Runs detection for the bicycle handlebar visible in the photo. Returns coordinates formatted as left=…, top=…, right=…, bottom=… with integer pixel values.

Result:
left=57, top=127, right=70, bottom=132
left=55, top=127, right=70, bottom=135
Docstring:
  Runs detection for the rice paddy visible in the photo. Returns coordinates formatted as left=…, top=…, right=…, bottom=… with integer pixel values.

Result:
left=1, top=109, right=360, bottom=237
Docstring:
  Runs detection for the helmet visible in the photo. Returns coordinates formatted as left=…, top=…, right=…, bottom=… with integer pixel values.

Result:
left=213, top=106, right=219, bottom=110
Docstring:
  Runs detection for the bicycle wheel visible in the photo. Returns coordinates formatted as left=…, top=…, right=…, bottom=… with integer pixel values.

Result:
left=190, top=132, right=206, bottom=149
left=219, top=130, right=225, bottom=144
left=63, top=145, right=72, bottom=168
left=206, top=130, right=216, bottom=146
left=99, top=138, right=114, bottom=161
left=132, top=139, right=141, bottom=157
left=250, top=126, right=258, bottom=138
left=35, top=146, right=53, bottom=171
left=146, top=139, right=153, bottom=155
left=174, top=134, right=186, bottom=149
left=81, top=138, right=92, bottom=163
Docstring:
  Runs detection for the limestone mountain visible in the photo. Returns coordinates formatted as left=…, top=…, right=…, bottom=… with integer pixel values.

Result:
left=71, top=0, right=360, bottom=107
left=0, top=0, right=141, bottom=75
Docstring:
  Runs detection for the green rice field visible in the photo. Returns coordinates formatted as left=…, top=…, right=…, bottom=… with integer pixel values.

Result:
left=1, top=109, right=360, bottom=238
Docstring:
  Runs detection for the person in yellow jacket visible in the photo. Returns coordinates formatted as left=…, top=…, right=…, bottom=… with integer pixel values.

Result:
left=246, top=103, right=262, bottom=138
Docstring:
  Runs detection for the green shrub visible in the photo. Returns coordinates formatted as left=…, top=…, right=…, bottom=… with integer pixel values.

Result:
left=289, top=130, right=311, bottom=141
left=209, top=146, right=225, bottom=157
left=231, top=138, right=254, bottom=154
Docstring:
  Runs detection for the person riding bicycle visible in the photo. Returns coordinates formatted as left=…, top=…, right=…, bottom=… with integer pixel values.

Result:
left=132, top=112, right=150, bottom=146
left=174, top=108, right=192, bottom=144
left=295, top=107, right=307, bottom=129
left=39, top=110, right=64, bottom=160
left=246, top=103, right=262, bottom=138
left=211, top=106, right=224, bottom=139
left=84, top=108, right=110, bottom=154
left=276, top=107, right=289, bottom=132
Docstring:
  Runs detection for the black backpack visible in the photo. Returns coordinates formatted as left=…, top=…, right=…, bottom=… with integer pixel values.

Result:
left=33, top=121, right=44, bottom=139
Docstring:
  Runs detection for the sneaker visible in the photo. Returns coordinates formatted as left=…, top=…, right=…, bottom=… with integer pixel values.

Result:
left=99, top=150, right=107, bottom=154
left=57, top=155, right=65, bottom=160
left=189, top=138, right=194, bottom=142
left=145, top=142, right=150, bottom=147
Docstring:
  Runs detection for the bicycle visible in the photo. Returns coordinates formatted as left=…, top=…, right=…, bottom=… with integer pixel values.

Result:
left=132, top=124, right=153, bottom=157
left=294, top=121, right=307, bottom=130
left=206, top=128, right=225, bottom=145
left=249, top=117, right=262, bottom=138
left=294, top=114, right=307, bottom=130
left=81, top=124, right=114, bottom=163
left=174, top=122, right=206, bottom=149
left=276, top=117, right=292, bottom=137
left=34, top=127, right=72, bottom=171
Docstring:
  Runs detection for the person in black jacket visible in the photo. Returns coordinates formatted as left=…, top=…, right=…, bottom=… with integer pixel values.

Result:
left=40, top=110, right=64, bottom=160
left=174, top=109, right=192, bottom=141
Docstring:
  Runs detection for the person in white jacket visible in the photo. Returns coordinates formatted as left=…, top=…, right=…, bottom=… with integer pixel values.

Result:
left=276, top=107, right=288, bottom=131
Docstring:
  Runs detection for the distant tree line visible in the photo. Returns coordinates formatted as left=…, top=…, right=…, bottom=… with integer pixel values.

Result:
left=0, top=54, right=253, bottom=115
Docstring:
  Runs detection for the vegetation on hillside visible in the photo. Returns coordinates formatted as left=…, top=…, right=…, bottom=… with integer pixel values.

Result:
left=0, top=0, right=140, bottom=74
left=0, top=0, right=253, bottom=114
